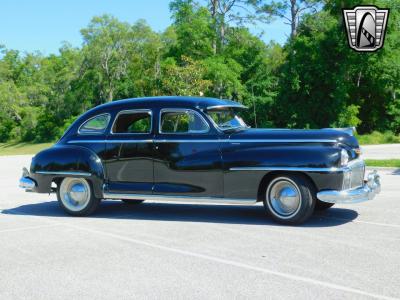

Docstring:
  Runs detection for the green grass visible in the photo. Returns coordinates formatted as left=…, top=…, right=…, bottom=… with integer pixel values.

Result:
left=365, top=159, right=400, bottom=168
left=357, top=131, right=400, bottom=145
left=0, top=142, right=53, bottom=156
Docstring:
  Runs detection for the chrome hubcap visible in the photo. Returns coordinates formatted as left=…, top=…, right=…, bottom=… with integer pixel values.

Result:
left=60, top=178, right=91, bottom=212
left=267, top=178, right=301, bottom=218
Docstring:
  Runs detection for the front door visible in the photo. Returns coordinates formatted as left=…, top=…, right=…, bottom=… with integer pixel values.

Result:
left=153, top=108, right=223, bottom=197
left=105, top=109, right=154, bottom=194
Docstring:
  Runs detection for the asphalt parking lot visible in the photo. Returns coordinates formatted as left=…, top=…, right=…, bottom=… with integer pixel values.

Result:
left=1, top=155, right=399, bottom=299
left=362, top=144, right=400, bottom=159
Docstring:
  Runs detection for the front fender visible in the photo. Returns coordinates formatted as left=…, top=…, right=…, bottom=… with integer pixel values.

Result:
left=29, top=144, right=105, bottom=198
left=223, top=144, right=342, bottom=169
left=222, top=143, right=346, bottom=199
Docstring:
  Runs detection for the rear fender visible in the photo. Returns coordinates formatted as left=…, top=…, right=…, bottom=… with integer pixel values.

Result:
left=30, top=145, right=105, bottom=198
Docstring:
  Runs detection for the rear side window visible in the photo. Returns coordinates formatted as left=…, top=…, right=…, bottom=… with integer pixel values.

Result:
left=160, top=109, right=209, bottom=134
left=79, top=114, right=110, bottom=134
left=112, top=110, right=152, bottom=134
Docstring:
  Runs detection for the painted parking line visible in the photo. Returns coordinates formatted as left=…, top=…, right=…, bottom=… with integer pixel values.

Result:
left=65, top=223, right=398, bottom=300
left=0, top=223, right=63, bottom=234
left=317, top=215, right=400, bottom=229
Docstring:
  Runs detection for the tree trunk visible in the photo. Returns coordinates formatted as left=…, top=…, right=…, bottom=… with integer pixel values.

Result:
left=220, top=21, right=225, bottom=50
left=290, top=0, right=298, bottom=38
left=107, top=81, right=113, bottom=102
left=210, top=0, right=218, bottom=54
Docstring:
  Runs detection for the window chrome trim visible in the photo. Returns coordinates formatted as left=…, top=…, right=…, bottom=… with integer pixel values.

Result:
left=110, top=109, right=153, bottom=135
left=159, top=108, right=210, bottom=134
left=78, top=113, right=111, bottom=135
left=35, top=171, right=92, bottom=177
left=206, top=104, right=247, bottom=110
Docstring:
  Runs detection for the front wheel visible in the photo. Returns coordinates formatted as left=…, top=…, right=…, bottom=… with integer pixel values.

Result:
left=57, top=177, right=100, bottom=216
left=263, top=174, right=316, bottom=225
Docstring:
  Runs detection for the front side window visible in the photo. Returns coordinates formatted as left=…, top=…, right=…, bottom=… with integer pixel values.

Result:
left=79, top=114, right=110, bottom=134
left=160, top=110, right=209, bottom=134
left=112, top=110, right=152, bottom=134
left=206, top=108, right=248, bottom=131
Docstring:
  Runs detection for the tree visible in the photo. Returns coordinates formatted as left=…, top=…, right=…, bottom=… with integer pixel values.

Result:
left=81, top=15, right=132, bottom=103
left=161, top=56, right=211, bottom=95
left=169, top=0, right=215, bottom=59
left=253, top=0, right=319, bottom=38
left=206, top=0, right=262, bottom=53
left=203, top=55, right=244, bottom=98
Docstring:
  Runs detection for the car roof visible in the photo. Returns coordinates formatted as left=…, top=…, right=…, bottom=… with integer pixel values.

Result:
left=59, top=96, right=246, bottom=142
left=89, top=96, right=245, bottom=114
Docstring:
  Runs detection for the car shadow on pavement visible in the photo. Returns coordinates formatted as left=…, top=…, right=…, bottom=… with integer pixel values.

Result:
left=2, top=200, right=358, bottom=227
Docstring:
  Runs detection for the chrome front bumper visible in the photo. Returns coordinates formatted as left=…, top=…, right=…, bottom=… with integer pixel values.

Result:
left=19, top=167, right=36, bottom=191
left=317, top=171, right=381, bottom=204
left=19, top=177, right=36, bottom=191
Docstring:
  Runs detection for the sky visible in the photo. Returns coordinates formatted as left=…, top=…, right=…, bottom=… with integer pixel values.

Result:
left=0, top=0, right=289, bottom=55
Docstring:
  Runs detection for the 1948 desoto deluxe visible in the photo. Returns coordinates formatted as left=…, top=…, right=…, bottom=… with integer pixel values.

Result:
left=19, top=97, right=381, bottom=224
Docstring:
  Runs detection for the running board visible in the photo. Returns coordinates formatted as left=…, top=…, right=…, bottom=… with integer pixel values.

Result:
left=103, top=192, right=257, bottom=205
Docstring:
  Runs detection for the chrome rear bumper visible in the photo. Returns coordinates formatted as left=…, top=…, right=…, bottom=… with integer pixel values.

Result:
left=317, top=171, right=381, bottom=204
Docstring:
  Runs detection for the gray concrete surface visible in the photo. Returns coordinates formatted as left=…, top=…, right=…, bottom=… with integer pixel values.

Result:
left=0, top=155, right=399, bottom=300
left=362, top=144, right=400, bottom=159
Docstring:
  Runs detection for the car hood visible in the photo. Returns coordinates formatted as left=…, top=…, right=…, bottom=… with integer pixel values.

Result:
left=228, top=128, right=359, bottom=148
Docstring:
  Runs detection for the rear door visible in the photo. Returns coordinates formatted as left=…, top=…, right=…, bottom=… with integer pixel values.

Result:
left=104, top=109, right=154, bottom=194
left=153, top=108, right=223, bottom=197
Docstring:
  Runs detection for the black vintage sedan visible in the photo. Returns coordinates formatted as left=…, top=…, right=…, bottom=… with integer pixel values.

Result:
left=19, top=97, right=380, bottom=224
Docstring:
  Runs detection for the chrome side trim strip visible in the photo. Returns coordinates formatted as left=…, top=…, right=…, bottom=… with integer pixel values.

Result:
left=68, top=140, right=153, bottom=144
left=229, top=160, right=364, bottom=173
left=223, top=139, right=336, bottom=143
left=68, top=139, right=337, bottom=144
left=229, top=166, right=344, bottom=173
left=103, top=192, right=256, bottom=205
left=155, top=139, right=220, bottom=143
left=156, top=139, right=337, bottom=143
left=35, top=171, right=92, bottom=177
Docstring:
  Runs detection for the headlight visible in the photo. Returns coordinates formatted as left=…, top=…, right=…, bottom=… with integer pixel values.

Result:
left=340, top=149, right=349, bottom=166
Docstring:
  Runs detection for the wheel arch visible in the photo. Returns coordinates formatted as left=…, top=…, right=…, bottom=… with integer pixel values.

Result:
left=257, top=171, right=318, bottom=202
left=31, top=144, right=105, bottom=198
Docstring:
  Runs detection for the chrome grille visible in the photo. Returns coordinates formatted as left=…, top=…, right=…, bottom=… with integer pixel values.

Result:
left=342, top=159, right=365, bottom=190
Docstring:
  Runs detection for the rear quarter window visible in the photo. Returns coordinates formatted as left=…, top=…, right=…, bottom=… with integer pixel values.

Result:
left=78, top=114, right=111, bottom=134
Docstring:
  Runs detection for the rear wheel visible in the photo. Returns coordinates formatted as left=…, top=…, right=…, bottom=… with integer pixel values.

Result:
left=57, top=177, right=100, bottom=216
left=263, top=174, right=316, bottom=225
left=121, top=199, right=145, bottom=205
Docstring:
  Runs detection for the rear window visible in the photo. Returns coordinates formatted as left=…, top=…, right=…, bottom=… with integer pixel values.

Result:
left=79, top=114, right=110, bottom=134
left=112, top=110, right=152, bottom=134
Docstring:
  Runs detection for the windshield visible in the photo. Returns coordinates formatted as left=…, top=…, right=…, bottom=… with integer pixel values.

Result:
left=206, top=108, right=248, bottom=131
